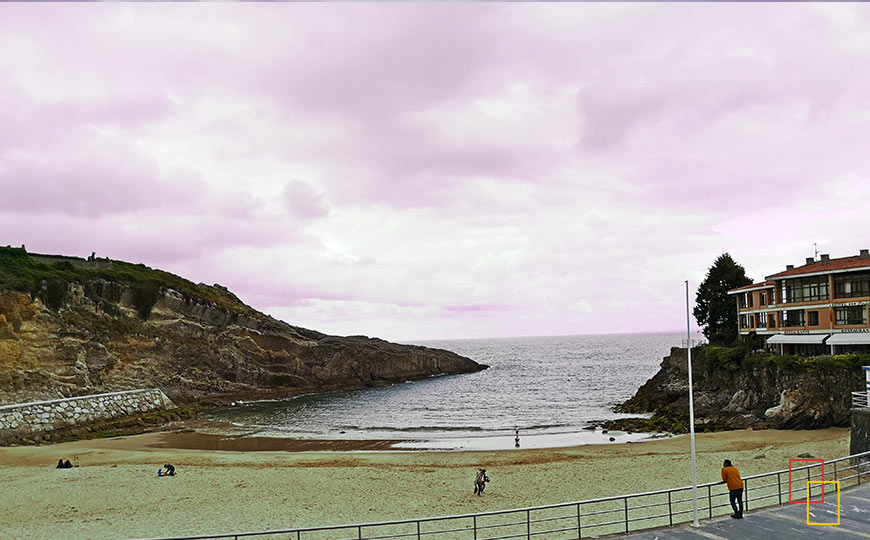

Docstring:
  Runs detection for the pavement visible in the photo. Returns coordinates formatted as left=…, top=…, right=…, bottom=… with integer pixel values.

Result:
left=619, top=484, right=870, bottom=539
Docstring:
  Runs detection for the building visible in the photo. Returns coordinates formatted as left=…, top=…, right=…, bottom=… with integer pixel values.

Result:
left=728, top=249, right=870, bottom=356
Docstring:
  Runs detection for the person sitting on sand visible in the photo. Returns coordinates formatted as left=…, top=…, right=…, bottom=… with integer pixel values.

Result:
left=163, top=463, right=176, bottom=476
left=721, top=459, right=744, bottom=519
left=474, top=468, right=489, bottom=495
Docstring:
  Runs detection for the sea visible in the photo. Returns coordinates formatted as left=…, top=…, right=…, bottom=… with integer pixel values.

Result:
left=201, top=331, right=700, bottom=450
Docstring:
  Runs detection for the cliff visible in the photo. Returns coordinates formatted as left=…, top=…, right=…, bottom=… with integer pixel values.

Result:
left=618, top=346, right=865, bottom=430
left=0, top=247, right=486, bottom=406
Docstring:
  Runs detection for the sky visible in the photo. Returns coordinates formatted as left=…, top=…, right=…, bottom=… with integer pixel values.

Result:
left=2, top=3, right=870, bottom=341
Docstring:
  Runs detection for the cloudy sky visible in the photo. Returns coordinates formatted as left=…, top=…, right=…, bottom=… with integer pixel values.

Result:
left=2, top=4, right=870, bottom=341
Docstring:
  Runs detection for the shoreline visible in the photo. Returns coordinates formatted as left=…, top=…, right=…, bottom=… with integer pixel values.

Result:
left=0, top=427, right=851, bottom=540
left=176, top=422, right=664, bottom=451
left=125, top=428, right=668, bottom=452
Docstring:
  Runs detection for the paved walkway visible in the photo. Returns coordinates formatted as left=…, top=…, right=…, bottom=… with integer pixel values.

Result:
left=620, top=484, right=870, bottom=539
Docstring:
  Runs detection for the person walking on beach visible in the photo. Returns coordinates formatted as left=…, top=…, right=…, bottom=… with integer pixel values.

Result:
left=474, top=468, right=489, bottom=495
left=721, top=459, right=744, bottom=519
left=515, top=429, right=520, bottom=448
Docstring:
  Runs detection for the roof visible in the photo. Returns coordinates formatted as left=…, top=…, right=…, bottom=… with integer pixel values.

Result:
left=727, top=280, right=774, bottom=295
left=766, top=334, right=828, bottom=345
left=766, top=254, right=870, bottom=280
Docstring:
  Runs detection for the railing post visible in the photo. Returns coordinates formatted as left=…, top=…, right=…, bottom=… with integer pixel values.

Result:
left=526, top=509, right=531, bottom=539
left=707, top=485, right=712, bottom=519
left=358, top=525, right=363, bottom=539
left=417, top=520, right=421, bottom=540
left=744, top=478, right=749, bottom=513
left=297, top=531, right=301, bottom=540
left=834, top=461, right=838, bottom=482
left=807, top=466, right=811, bottom=499
left=576, top=503, right=582, bottom=540
left=667, top=492, right=673, bottom=527
left=777, top=472, right=782, bottom=505
left=473, top=515, right=477, bottom=540
left=624, top=497, right=629, bottom=533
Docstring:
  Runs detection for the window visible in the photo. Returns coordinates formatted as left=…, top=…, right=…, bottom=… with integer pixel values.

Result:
left=760, top=292, right=768, bottom=305
left=835, top=306, right=867, bottom=326
left=756, top=311, right=768, bottom=328
left=747, top=293, right=753, bottom=308
left=781, top=309, right=806, bottom=327
left=781, top=276, right=829, bottom=303
left=834, top=271, right=870, bottom=299
left=808, top=311, right=819, bottom=326
left=740, top=314, right=750, bottom=329
left=768, top=314, right=777, bottom=328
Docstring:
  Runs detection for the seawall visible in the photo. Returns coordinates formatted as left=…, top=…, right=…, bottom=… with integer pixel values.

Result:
left=0, top=388, right=175, bottom=445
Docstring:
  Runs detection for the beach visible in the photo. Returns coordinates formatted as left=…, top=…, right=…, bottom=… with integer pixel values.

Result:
left=0, top=427, right=850, bottom=540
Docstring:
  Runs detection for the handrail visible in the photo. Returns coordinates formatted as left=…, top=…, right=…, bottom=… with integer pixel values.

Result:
left=853, top=391, right=870, bottom=409
left=130, top=449, right=870, bottom=540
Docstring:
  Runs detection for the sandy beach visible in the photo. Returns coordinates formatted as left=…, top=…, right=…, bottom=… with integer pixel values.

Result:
left=0, top=427, right=850, bottom=540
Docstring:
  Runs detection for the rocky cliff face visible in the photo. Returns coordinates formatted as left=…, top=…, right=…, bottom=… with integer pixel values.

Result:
left=0, top=280, right=486, bottom=406
left=619, top=347, right=864, bottom=430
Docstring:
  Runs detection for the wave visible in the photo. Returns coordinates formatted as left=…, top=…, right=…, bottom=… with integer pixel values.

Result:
left=521, top=423, right=570, bottom=430
left=337, top=425, right=488, bottom=433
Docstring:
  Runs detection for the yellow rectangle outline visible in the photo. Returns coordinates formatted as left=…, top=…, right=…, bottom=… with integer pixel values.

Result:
left=806, top=480, right=840, bottom=526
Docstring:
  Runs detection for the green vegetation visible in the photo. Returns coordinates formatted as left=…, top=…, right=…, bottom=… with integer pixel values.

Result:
left=697, top=343, right=870, bottom=373
left=0, top=246, right=255, bottom=316
left=41, top=278, right=68, bottom=311
left=602, top=411, right=690, bottom=434
left=132, top=281, right=160, bottom=320
left=693, top=253, right=752, bottom=346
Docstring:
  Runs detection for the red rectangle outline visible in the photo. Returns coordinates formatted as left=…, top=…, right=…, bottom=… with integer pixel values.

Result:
left=789, top=459, right=825, bottom=503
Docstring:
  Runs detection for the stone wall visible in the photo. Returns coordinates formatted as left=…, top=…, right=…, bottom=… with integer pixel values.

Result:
left=0, top=388, right=175, bottom=445
left=29, top=254, right=113, bottom=270
left=851, top=407, right=870, bottom=456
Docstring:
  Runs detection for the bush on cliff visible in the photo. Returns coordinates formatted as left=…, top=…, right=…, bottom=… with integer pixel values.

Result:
left=703, top=345, right=746, bottom=371
left=722, top=350, right=870, bottom=372
left=41, top=278, right=68, bottom=311
left=132, top=281, right=160, bottom=320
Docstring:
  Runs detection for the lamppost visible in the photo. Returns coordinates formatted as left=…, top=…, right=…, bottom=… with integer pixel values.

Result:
left=685, top=280, right=700, bottom=527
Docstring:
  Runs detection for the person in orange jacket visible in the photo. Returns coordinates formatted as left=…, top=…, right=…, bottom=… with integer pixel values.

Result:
left=721, top=459, right=744, bottom=518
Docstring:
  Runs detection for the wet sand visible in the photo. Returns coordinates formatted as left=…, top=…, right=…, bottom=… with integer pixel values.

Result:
left=0, top=428, right=850, bottom=540
left=144, top=432, right=407, bottom=452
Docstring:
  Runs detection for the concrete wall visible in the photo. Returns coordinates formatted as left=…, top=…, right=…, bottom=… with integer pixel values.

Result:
left=851, top=407, right=870, bottom=456
left=0, top=389, right=175, bottom=444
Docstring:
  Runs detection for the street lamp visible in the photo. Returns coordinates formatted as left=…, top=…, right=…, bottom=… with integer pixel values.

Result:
left=685, top=280, right=700, bottom=527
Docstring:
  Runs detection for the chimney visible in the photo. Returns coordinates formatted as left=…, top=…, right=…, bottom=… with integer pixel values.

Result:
left=821, top=254, right=830, bottom=264
left=786, top=264, right=794, bottom=270
left=806, top=257, right=815, bottom=265
left=861, top=249, right=869, bottom=258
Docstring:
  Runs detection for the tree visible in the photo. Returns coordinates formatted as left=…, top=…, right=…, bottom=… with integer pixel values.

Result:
left=694, top=253, right=752, bottom=346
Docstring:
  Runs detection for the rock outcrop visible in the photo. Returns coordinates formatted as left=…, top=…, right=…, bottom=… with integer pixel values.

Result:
left=619, top=347, right=864, bottom=430
left=0, top=255, right=486, bottom=406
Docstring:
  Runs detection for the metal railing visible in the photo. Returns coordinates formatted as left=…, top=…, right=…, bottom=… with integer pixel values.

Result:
left=132, top=450, right=870, bottom=540
left=854, top=391, right=870, bottom=409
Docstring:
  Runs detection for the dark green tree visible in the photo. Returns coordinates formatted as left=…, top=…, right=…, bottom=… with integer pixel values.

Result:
left=694, top=253, right=752, bottom=346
